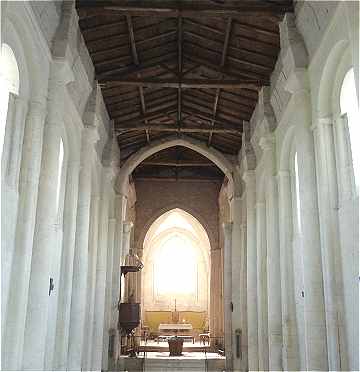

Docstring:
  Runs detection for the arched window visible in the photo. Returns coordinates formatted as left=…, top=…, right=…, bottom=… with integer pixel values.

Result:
left=0, top=43, right=19, bottom=156
left=340, top=68, right=359, bottom=192
left=55, top=138, right=64, bottom=214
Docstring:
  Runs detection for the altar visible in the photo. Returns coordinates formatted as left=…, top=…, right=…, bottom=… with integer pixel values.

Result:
left=158, top=323, right=193, bottom=333
left=157, top=323, right=194, bottom=343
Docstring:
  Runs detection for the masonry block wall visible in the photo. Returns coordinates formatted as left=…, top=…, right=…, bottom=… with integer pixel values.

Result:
left=134, top=179, right=222, bottom=252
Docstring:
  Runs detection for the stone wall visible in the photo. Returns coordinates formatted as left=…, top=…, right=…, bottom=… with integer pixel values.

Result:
left=133, top=179, right=222, bottom=252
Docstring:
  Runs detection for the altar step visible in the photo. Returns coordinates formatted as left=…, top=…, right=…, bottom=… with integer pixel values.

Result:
left=144, top=358, right=206, bottom=371
left=121, top=352, right=225, bottom=372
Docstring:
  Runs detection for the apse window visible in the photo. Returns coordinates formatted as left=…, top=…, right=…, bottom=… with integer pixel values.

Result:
left=155, top=234, right=197, bottom=296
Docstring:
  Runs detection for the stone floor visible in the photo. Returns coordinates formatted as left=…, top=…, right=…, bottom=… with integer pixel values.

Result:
left=121, top=351, right=225, bottom=371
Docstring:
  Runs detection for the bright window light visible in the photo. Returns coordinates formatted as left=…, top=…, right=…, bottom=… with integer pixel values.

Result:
left=0, top=43, right=19, bottom=158
left=155, top=234, right=197, bottom=296
left=340, top=68, right=360, bottom=193
left=294, top=152, right=302, bottom=234
left=55, top=138, right=64, bottom=212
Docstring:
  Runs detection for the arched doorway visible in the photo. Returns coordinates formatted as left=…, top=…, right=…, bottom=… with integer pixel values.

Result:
left=141, top=209, right=211, bottom=342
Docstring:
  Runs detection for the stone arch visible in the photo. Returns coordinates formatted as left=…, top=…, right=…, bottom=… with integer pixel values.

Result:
left=317, top=40, right=351, bottom=117
left=116, top=135, right=236, bottom=196
left=3, top=4, right=50, bottom=101
left=136, top=203, right=217, bottom=256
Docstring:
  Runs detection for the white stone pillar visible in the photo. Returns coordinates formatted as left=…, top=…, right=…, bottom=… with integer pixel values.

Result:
left=22, top=97, right=63, bottom=370
left=102, top=217, right=116, bottom=370
left=261, top=137, right=283, bottom=371
left=239, top=217, right=248, bottom=371
left=265, top=175, right=283, bottom=370
left=210, top=248, right=222, bottom=345
left=255, top=201, right=269, bottom=371
left=278, top=170, right=300, bottom=370
left=111, top=194, right=127, bottom=362
left=296, top=121, right=328, bottom=370
left=223, top=222, right=233, bottom=371
left=231, top=196, right=242, bottom=372
left=82, top=194, right=100, bottom=370
left=1, top=99, right=46, bottom=370
left=53, top=160, right=81, bottom=370
left=243, top=171, right=258, bottom=371
left=1, top=94, right=27, bottom=335
left=91, top=170, right=111, bottom=370
left=312, top=117, right=345, bottom=370
left=334, top=115, right=359, bottom=370
left=122, top=221, right=133, bottom=262
left=67, top=125, right=97, bottom=370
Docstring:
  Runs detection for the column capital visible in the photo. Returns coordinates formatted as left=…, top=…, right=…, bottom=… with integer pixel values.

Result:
left=276, top=169, right=290, bottom=181
left=222, top=222, right=233, bottom=235
left=311, top=115, right=334, bottom=132
left=259, top=134, right=275, bottom=152
left=243, top=170, right=256, bottom=185
left=123, top=221, right=133, bottom=234
left=82, top=124, right=100, bottom=145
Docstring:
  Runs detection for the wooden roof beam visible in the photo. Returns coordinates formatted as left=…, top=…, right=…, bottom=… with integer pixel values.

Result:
left=177, top=16, right=183, bottom=130
left=140, top=160, right=216, bottom=167
left=208, top=17, right=232, bottom=146
left=126, top=15, right=150, bottom=143
left=78, top=1, right=293, bottom=17
left=99, top=77, right=264, bottom=89
left=115, top=123, right=241, bottom=134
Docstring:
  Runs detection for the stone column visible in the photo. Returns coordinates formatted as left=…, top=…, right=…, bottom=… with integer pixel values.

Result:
left=1, top=94, right=28, bottom=335
left=67, top=125, right=97, bottom=370
left=223, top=222, right=233, bottom=371
left=243, top=171, right=258, bottom=371
left=313, top=116, right=348, bottom=370
left=53, top=160, right=81, bottom=370
left=112, top=194, right=127, bottom=363
left=261, top=137, right=283, bottom=371
left=210, top=248, right=222, bottom=344
left=22, top=97, right=63, bottom=369
left=231, top=196, right=242, bottom=372
left=102, top=217, right=116, bottom=370
left=82, top=194, right=100, bottom=370
left=2, top=99, right=46, bottom=370
left=91, top=170, right=111, bottom=370
left=239, top=214, right=248, bottom=371
left=255, top=201, right=269, bottom=371
left=278, top=170, right=300, bottom=370
left=296, top=119, right=328, bottom=371
left=334, top=115, right=359, bottom=370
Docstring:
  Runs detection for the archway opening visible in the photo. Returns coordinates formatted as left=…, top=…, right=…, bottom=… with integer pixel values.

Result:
left=141, top=208, right=211, bottom=342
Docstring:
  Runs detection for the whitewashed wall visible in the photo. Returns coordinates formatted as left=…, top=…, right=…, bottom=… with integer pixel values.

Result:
left=236, top=1, right=359, bottom=371
left=1, top=1, right=123, bottom=370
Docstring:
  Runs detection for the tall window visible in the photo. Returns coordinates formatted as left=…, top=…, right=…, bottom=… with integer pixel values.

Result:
left=0, top=44, right=19, bottom=157
left=340, top=68, right=360, bottom=193
left=55, top=138, right=64, bottom=213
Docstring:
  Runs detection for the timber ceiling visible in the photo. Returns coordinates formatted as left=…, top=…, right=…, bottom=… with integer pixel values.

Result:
left=76, top=0, right=293, bottom=179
